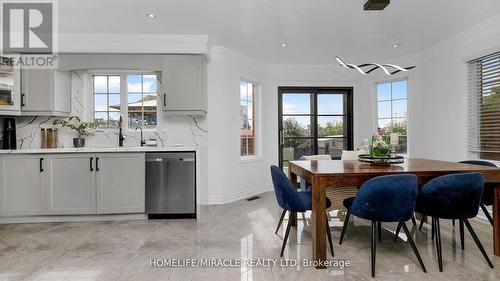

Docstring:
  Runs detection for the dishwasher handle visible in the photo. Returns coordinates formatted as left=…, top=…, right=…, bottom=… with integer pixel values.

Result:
left=146, top=157, right=195, bottom=163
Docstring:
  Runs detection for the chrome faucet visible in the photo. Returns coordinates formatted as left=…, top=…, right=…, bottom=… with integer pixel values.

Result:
left=135, top=127, right=145, bottom=146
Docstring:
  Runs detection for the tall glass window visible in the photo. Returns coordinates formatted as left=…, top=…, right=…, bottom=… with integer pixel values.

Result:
left=127, top=74, right=157, bottom=129
left=240, top=80, right=257, bottom=157
left=376, top=79, right=408, bottom=154
left=93, top=75, right=121, bottom=128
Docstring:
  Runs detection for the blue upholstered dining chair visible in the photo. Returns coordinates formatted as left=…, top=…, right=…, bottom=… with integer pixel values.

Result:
left=270, top=165, right=334, bottom=258
left=338, top=174, right=426, bottom=277
left=418, top=160, right=498, bottom=232
left=459, top=160, right=497, bottom=226
left=414, top=173, right=493, bottom=271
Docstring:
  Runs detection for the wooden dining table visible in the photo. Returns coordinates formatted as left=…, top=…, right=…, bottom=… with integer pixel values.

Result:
left=288, top=158, right=500, bottom=269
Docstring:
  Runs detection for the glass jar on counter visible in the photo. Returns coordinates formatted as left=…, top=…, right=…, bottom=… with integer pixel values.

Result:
left=41, top=128, right=57, bottom=148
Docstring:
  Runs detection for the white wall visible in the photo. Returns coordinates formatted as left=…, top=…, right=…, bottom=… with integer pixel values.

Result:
left=361, top=14, right=500, bottom=162
left=207, top=47, right=270, bottom=204
left=415, top=15, right=500, bottom=161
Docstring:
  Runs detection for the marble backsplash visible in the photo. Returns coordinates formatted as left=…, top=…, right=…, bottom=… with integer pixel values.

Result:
left=0, top=70, right=208, bottom=150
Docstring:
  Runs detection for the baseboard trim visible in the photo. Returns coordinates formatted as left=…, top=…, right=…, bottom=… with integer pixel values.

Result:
left=0, top=214, right=147, bottom=224
left=208, top=184, right=273, bottom=205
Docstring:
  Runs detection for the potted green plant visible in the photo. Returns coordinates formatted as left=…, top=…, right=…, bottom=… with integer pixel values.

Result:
left=53, top=116, right=97, bottom=148
left=370, top=135, right=390, bottom=157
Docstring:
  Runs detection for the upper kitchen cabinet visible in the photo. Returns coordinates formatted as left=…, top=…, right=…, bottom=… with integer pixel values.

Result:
left=21, top=69, right=71, bottom=117
left=0, top=60, right=22, bottom=114
left=161, top=55, right=206, bottom=115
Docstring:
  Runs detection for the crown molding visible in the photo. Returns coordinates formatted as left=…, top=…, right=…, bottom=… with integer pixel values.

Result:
left=58, top=33, right=208, bottom=54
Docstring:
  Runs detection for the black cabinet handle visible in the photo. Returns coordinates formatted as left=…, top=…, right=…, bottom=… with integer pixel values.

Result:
left=96, top=157, right=100, bottom=171
left=39, top=158, right=44, bottom=172
left=21, top=93, right=25, bottom=107
left=90, top=157, right=93, bottom=172
left=163, top=93, right=166, bottom=107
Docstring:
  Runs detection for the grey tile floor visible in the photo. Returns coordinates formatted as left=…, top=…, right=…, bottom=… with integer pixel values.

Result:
left=0, top=191, right=499, bottom=280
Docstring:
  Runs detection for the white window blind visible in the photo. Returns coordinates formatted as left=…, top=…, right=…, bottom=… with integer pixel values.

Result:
left=468, top=51, right=500, bottom=160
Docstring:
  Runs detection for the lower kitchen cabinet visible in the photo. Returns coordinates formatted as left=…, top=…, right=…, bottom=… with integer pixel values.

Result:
left=45, top=154, right=96, bottom=215
left=0, top=155, right=45, bottom=216
left=96, top=153, right=145, bottom=214
left=0, top=152, right=146, bottom=217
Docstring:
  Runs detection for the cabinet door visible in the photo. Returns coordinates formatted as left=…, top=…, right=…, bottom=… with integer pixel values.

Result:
left=46, top=154, right=96, bottom=215
left=21, top=69, right=71, bottom=116
left=0, top=64, right=21, bottom=114
left=162, top=55, right=206, bottom=112
left=0, top=155, right=45, bottom=216
left=96, top=153, right=145, bottom=214
left=21, top=69, right=52, bottom=112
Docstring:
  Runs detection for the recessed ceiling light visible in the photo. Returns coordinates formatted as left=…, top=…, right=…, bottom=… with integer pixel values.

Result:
left=147, top=13, right=155, bottom=19
left=281, top=43, right=287, bottom=47
left=392, top=44, right=400, bottom=48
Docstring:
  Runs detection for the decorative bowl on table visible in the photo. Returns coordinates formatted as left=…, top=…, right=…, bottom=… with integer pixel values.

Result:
left=358, top=154, right=404, bottom=166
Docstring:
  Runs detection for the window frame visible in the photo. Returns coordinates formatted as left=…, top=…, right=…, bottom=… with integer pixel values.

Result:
left=375, top=78, right=410, bottom=156
left=240, top=79, right=261, bottom=161
left=277, top=87, right=354, bottom=168
left=89, top=70, right=158, bottom=131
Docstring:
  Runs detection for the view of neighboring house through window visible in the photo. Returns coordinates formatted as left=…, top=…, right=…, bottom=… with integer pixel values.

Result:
left=93, top=73, right=157, bottom=129
left=240, top=80, right=256, bottom=157
left=93, top=75, right=121, bottom=128
left=376, top=79, right=408, bottom=154
left=127, top=74, right=157, bottom=129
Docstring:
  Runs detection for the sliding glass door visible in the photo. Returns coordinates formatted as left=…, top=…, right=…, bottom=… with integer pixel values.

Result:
left=278, top=87, right=353, bottom=168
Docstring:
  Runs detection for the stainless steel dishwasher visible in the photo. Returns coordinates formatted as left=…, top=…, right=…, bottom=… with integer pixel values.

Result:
left=146, top=152, right=196, bottom=219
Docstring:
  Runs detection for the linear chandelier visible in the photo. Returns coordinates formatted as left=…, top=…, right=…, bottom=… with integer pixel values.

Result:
left=335, top=56, right=415, bottom=75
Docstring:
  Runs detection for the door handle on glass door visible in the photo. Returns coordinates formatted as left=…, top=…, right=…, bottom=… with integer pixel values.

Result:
left=280, top=131, right=285, bottom=145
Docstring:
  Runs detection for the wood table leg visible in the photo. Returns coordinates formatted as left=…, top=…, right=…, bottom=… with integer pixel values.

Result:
left=289, top=170, right=298, bottom=227
left=311, top=176, right=327, bottom=268
left=493, top=184, right=500, bottom=256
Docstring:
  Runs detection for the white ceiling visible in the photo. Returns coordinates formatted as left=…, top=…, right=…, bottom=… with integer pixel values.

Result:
left=59, top=0, right=500, bottom=64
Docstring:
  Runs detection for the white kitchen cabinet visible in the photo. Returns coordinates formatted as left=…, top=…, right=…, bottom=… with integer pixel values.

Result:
left=162, top=55, right=206, bottom=115
left=0, top=61, right=22, bottom=115
left=45, top=154, right=96, bottom=215
left=96, top=153, right=145, bottom=214
left=0, top=155, right=45, bottom=216
left=21, top=69, right=71, bottom=116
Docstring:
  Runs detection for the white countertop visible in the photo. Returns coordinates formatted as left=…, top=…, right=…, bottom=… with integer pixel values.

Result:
left=0, top=146, right=196, bottom=154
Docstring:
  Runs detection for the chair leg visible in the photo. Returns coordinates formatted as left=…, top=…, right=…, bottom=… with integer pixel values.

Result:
left=280, top=212, right=293, bottom=258
left=275, top=210, right=286, bottom=234
left=434, top=218, right=443, bottom=272
left=419, top=214, right=426, bottom=231
left=339, top=209, right=351, bottom=245
left=459, top=219, right=465, bottom=250
left=301, top=212, right=307, bottom=224
left=401, top=221, right=427, bottom=273
left=431, top=217, right=435, bottom=240
left=463, top=219, right=494, bottom=268
left=371, top=220, right=377, bottom=278
left=411, top=215, right=417, bottom=225
left=393, top=222, right=402, bottom=241
left=325, top=213, right=334, bottom=257
left=377, top=221, right=382, bottom=242
left=481, top=204, right=494, bottom=226
left=452, top=219, right=455, bottom=226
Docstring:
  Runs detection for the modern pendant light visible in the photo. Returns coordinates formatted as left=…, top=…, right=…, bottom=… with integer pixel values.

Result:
left=334, top=56, right=415, bottom=75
